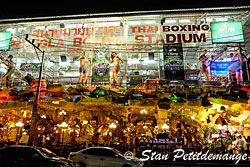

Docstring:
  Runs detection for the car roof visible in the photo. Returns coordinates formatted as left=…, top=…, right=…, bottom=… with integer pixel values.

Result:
left=79, top=146, right=118, bottom=153
left=2, top=145, right=48, bottom=152
left=84, top=146, right=113, bottom=150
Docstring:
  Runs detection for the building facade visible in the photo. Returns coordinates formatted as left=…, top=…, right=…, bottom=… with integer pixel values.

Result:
left=0, top=6, right=250, bottom=87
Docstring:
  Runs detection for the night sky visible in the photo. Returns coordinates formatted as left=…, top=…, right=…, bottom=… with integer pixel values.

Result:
left=0, top=0, right=250, bottom=19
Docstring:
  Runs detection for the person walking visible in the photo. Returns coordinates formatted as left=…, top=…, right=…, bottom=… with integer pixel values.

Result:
left=236, top=135, right=245, bottom=154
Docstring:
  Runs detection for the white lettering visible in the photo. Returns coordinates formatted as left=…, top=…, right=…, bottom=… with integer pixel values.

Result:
left=173, top=149, right=185, bottom=161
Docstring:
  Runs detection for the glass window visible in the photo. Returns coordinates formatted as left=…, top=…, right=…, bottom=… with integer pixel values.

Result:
left=38, top=147, right=58, bottom=158
left=97, top=148, right=116, bottom=157
left=82, top=148, right=99, bottom=155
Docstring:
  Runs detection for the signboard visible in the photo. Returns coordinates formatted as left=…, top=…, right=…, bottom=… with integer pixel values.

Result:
left=20, top=63, right=41, bottom=71
left=163, top=43, right=184, bottom=80
left=0, top=32, right=12, bottom=50
left=12, top=23, right=211, bottom=53
left=92, top=46, right=110, bottom=82
left=214, top=71, right=229, bottom=76
left=210, top=61, right=241, bottom=71
left=211, top=22, right=244, bottom=43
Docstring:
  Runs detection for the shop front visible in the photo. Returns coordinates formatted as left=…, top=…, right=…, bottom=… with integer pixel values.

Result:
left=0, top=6, right=250, bottom=162
left=0, top=6, right=249, bottom=88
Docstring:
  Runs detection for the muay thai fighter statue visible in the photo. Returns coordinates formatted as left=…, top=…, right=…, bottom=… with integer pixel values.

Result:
left=108, top=52, right=123, bottom=88
left=199, top=50, right=210, bottom=84
left=77, top=52, right=90, bottom=85
left=230, top=47, right=248, bottom=85
left=0, top=55, right=14, bottom=88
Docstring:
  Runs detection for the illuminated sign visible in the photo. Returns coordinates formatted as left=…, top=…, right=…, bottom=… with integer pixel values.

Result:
left=211, top=22, right=244, bottom=43
left=0, top=32, right=12, bottom=50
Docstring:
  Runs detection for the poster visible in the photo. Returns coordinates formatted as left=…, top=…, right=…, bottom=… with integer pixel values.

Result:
left=211, top=22, right=244, bottom=43
left=163, top=43, right=184, bottom=80
left=210, top=61, right=241, bottom=71
left=92, top=46, right=110, bottom=83
left=0, top=32, right=12, bottom=50
left=20, top=63, right=41, bottom=71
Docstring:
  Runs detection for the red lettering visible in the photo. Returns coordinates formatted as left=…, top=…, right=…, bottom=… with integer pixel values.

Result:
left=192, top=25, right=200, bottom=31
left=166, top=34, right=176, bottom=43
left=86, top=28, right=94, bottom=35
left=172, top=26, right=179, bottom=31
left=179, top=25, right=187, bottom=31
left=56, top=39, right=64, bottom=47
left=177, top=34, right=182, bottom=43
left=32, top=29, right=40, bottom=37
left=145, top=45, right=152, bottom=51
left=68, top=48, right=75, bottom=54
left=12, top=41, right=21, bottom=49
left=127, top=45, right=135, bottom=51
left=155, top=26, right=158, bottom=32
left=129, top=27, right=137, bottom=33
left=76, top=47, right=83, bottom=53
left=182, top=34, right=193, bottom=42
left=48, top=39, right=55, bottom=47
left=135, top=35, right=144, bottom=43
left=82, top=38, right=89, bottom=46
left=147, top=26, right=154, bottom=33
left=63, top=29, right=71, bottom=36
left=162, top=26, right=170, bottom=32
left=40, top=39, right=47, bottom=47
left=201, top=24, right=210, bottom=31
left=145, top=35, right=155, bottom=44
left=73, top=38, right=82, bottom=46
left=138, top=26, right=146, bottom=33
left=193, top=33, right=206, bottom=42
left=54, top=29, right=62, bottom=37
left=40, top=30, right=48, bottom=37
left=136, top=45, right=144, bottom=51
left=156, top=34, right=165, bottom=44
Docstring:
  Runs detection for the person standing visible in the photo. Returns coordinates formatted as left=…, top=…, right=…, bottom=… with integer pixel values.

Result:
left=1, top=55, right=14, bottom=88
left=236, top=135, right=245, bottom=154
left=204, top=136, right=209, bottom=151
left=231, top=47, right=248, bottom=85
left=108, top=52, right=123, bottom=88
left=77, top=52, right=90, bottom=85
left=199, top=50, right=210, bottom=84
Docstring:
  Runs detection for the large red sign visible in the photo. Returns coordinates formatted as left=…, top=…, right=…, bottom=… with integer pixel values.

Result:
left=11, top=24, right=210, bottom=53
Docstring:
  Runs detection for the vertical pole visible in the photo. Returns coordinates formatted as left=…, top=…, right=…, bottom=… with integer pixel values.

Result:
left=28, top=50, right=45, bottom=146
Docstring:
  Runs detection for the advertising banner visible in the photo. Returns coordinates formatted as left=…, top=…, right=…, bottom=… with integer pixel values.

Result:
left=163, top=43, right=184, bottom=80
left=20, top=63, right=41, bottom=71
left=0, top=32, right=12, bottom=50
left=211, top=22, right=244, bottom=43
left=210, top=61, right=241, bottom=71
left=92, top=46, right=110, bottom=83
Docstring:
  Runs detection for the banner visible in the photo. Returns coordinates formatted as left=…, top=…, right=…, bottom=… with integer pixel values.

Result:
left=210, top=61, right=241, bottom=71
left=92, top=46, right=110, bottom=83
left=0, top=32, right=11, bottom=50
left=211, top=22, right=244, bottom=43
left=20, top=63, right=41, bottom=71
left=163, top=43, right=184, bottom=80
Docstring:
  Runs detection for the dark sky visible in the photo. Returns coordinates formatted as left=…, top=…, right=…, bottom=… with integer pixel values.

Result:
left=1, top=0, right=250, bottom=19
